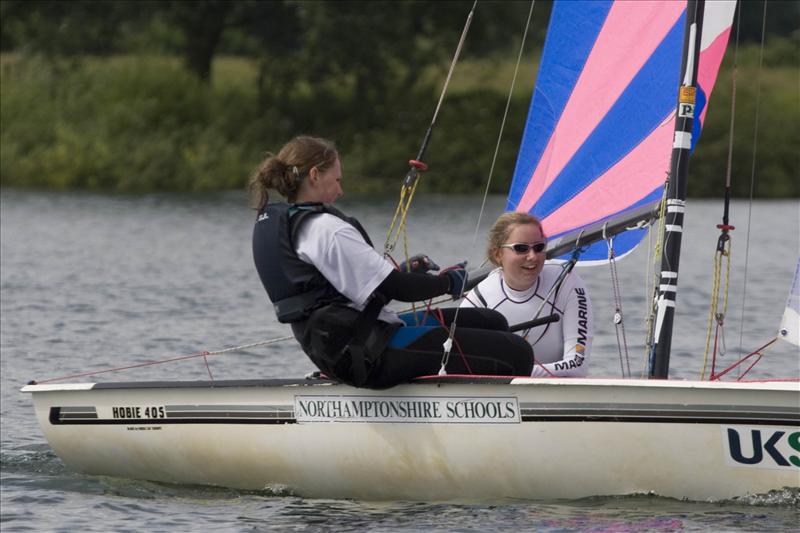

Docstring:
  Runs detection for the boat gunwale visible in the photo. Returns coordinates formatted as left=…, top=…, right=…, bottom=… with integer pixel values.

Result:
left=20, top=376, right=800, bottom=393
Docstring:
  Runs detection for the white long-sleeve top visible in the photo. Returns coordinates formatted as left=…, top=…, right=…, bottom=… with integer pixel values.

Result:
left=294, top=213, right=402, bottom=324
left=460, top=265, right=593, bottom=377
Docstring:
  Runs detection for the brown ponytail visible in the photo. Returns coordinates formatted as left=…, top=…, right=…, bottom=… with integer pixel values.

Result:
left=248, top=136, right=339, bottom=209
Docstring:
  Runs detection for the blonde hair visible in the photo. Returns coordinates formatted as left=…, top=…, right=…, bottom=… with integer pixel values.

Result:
left=248, top=136, right=338, bottom=209
left=487, top=212, right=544, bottom=266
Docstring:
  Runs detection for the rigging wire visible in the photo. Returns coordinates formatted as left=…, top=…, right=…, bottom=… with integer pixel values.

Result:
left=701, top=0, right=742, bottom=380
left=736, top=0, right=768, bottom=365
left=30, top=336, right=295, bottom=385
left=471, top=0, right=537, bottom=250
left=32, top=277, right=505, bottom=384
left=381, top=0, right=477, bottom=322
left=605, top=234, right=631, bottom=378
left=383, top=0, right=478, bottom=257
left=438, top=0, right=538, bottom=375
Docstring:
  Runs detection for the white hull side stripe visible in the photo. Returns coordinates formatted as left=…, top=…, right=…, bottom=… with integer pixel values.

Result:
left=46, top=405, right=800, bottom=425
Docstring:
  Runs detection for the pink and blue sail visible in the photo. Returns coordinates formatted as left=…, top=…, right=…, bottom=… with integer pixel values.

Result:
left=507, top=0, right=736, bottom=261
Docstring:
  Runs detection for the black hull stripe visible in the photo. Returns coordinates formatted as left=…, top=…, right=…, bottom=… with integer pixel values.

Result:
left=48, top=417, right=797, bottom=426
left=167, top=412, right=293, bottom=418
left=49, top=408, right=798, bottom=426
left=51, top=418, right=296, bottom=425
left=520, top=415, right=799, bottom=425
left=519, top=409, right=799, bottom=423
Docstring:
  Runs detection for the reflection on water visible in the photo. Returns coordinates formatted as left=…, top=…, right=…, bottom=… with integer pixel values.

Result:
left=1, top=189, right=799, bottom=531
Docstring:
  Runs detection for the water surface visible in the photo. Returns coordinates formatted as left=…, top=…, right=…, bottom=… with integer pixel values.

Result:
left=2, top=190, right=798, bottom=531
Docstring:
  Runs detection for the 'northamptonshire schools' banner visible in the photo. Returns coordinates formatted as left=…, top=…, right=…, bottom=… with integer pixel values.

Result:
left=294, top=395, right=520, bottom=424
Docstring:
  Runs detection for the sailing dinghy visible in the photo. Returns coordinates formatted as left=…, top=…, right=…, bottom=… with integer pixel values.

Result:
left=21, top=0, right=799, bottom=501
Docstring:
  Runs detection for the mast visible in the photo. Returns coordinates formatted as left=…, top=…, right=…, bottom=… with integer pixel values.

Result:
left=650, top=0, right=706, bottom=379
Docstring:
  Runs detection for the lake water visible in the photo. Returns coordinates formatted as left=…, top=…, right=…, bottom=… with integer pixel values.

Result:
left=2, top=189, right=798, bottom=531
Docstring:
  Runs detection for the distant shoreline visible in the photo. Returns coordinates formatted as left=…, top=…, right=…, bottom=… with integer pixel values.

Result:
left=2, top=50, right=797, bottom=197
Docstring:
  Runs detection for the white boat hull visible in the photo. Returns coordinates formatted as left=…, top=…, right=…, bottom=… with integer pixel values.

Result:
left=22, top=377, right=800, bottom=501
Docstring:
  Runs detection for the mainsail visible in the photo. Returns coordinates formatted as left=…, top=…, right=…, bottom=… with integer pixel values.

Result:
left=779, top=258, right=800, bottom=347
left=507, top=0, right=736, bottom=261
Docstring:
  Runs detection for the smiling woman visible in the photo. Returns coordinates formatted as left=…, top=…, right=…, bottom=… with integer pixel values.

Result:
left=461, top=212, right=594, bottom=377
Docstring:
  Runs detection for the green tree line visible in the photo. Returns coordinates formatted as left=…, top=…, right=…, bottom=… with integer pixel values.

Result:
left=1, top=0, right=797, bottom=197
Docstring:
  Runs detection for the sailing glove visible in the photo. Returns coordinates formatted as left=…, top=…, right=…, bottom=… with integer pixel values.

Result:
left=441, top=262, right=468, bottom=299
left=399, top=254, right=440, bottom=274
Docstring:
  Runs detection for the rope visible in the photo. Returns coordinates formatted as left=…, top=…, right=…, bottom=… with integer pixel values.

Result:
left=31, top=336, right=294, bottom=384
left=712, top=338, right=776, bottom=381
left=700, top=0, right=742, bottom=381
left=701, top=236, right=733, bottom=379
left=533, top=358, right=556, bottom=377
left=396, top=304, right=470, bottom=375
left=384, top=178, right=422, bottom=255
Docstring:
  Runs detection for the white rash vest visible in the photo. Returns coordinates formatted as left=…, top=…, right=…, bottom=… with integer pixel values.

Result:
left=294, top=213, right=402, bottom=324
left=460, top=265, right=593, bottom=377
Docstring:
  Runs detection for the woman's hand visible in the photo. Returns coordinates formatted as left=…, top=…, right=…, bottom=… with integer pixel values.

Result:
left=399, top=254, right=440, bottom=274
left=441, top=262, right=469, bottom=298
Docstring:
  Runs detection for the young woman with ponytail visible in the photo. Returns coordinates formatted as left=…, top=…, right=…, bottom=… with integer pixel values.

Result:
left=250, top=136, right=533, bottom=388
